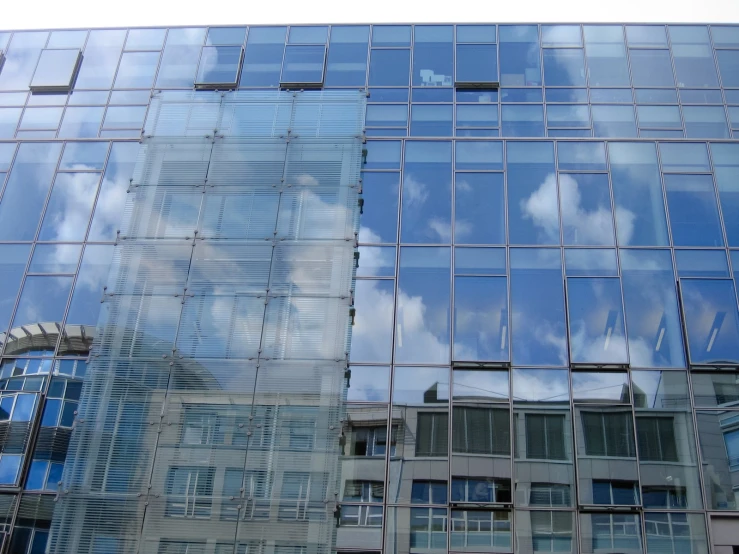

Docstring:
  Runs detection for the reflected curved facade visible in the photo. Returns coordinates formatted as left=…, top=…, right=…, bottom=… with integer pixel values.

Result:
left=0, top=21, right=737, bottom=554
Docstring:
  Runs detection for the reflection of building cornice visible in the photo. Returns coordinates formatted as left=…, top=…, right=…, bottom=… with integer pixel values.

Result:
left=0, top=322, right=96, bottom=357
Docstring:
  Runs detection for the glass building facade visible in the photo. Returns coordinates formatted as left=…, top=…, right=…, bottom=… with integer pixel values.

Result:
left=0, top=21, right=737, bottom=554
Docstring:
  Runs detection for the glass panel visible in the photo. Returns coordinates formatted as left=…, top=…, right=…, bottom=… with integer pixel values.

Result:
left=102, top=106, right=147, bottom=129
left=240, top=27, right=285, bottom=87
left=585, top=26, right=630, bottom=87
left=18, top=107, right=63, bottom=130
left=59, top=142, right=108, bottom=171
left=635, top=88, right=677, bottom=103
left=680, top=279, right=739, bottom=365
left=664, top=174, right=723, bottom=246
left=194, top=46, right=241, bottom=86
left=590, top=88, right=632, bottom=103
left=573, top=371, right=628, bottom=402
left=0, top=43, right=43, bottom=91
left=456, top=105, right=498, bottom=129
left=125, top=28, right=166, bottom=50
left=30, top=49, right=80, bottom=90
left=288, top=26, right=327, bottom=44
left=542, top=25, right=582, bottom=47
left=681, top=88, right=723, bottom=104
left=502, top=88, right=543, bottom=102
left=58, top=106, right=104, bottom=138
left=556, top=142, right=606, bottom=171
left=76, top=30, right=126, bottom=89
left=507, top=142, right=556, bottom=244
left=65, top=244, right=115, bottom=328
left=567, top=278, right=627, bottom=364
left=457, top=25, right=496, bottom=43
left=0, top=108, right=21, bottom=138
left=113, top=51, right=159, bottom=88
left=626, top=25, right=668, bottom=47
left=629, top=49, right=675, bottom=87
left=413, top=26, right=453, bottom=87
left=546, top=104, right=590, bottom=128
left=675, top=249, right=729, bottom=277
left=546, top=88, right=588, bottom=103
left=29, top=244, right=82, bottom=273
left=501, top=105, right=544, bottom=137
left=609, top=142, right=668, bottom=246
left=88, top=142, right=140, bottom=240
left=38, top=172, right=101, bottom=241
left=453, top=368, right=508, bottom=401
left=395, top=247, right=450, bottom=364
left=637, top=105, right=682, bottom=129
left=369, top=49, right=410, bottom=86
left=401, top=142, right=451, bottom=243
left=683, top=106, right=729, bottom=138
left=0, top=144, right=15, bottom=171
left=697, top=410, right=739, bottom=509
left=591, top=105, right=636, bottom=137
left=716, top=50, right=739, bottom=88
left=67, top=90, right=108, bottom=105
left=155, top=28, right=205, bottom=87
left=693, top=372, right=739, bottom=407
left=543, top=49, right=586, bottom=86
left=351, top=279, right=394, bottom=363
left=13, top=275, right=73, bottom=326
left=565, top=248, right=618, bottom=276
left=454, top=276, right=508, bottom=362
left=48, top=30, right=87, bottom=48
left=659, top=143, right=710, bottom=172
left=358, top=172, right=399, bottom=243
left=366, top=105, right=407, bottom=127
left=385, top=506, right=448, bottom=554
left=456, top=44, right=497, bottom=84
left=281, top=45, right=325, bottom=84
left=0, top=245, right=31, bottom=333
left=0, top=143, right=62, bottom=240
left=204, top=27, right=245, bottom=46
left=619, top=250, right=684, bottom=368
left=455, top=248, right=506, bottom=275
left=410, top=105, right=452, bottom=136
left=372, top=25, right=411, bottom=47
left=560, top=173, right=615, bottom=246
left=369, top=88, right=409, bottom=102
left=325, top=26, right=368, bottom=87
left=455, top=173, right=504, bottom=245
left=346, top=365, right=390, bottom=402
left=510, top=248, right=566, bottom=366
left=364, top=141, right=401, bottom=169
left=357, top=246, right=395, bottom=277
left=711, top=143, right=739, bottom=246
left=580, top=513, right=643, bottom=552
left=499, top=25, right=541, bottom=86
left=457, top=89, right=498, bottom=103
left=412, top=88, right=452, bottom=102
left=0, top=92, right=27, bottom=106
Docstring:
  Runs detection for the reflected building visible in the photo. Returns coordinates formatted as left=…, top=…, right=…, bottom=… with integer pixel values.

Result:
left=0, top=20, right=738, bottom=554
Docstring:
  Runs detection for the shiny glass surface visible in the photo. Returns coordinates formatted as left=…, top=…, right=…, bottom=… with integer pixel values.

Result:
left=499, top=26, right=541, bottom=87
left=454, top=275, right=508, bottom=362
left=30, top=49, right=80, bottom=90
left=240, top=26, right=285, bottom=86
left=281, top=45, right=326, bottom=84
left=195, top=46, right=242, bottom=85
left=454, top=173, right=505, bottom=245
left=664, top=174, right=723, bottom=246
left=413, top=26, right=453, bottom=87
left=711, top=143, right=739, bottom=246
left=456, top=44, right=497, bottom=84
left=369, top=49, right=410, bottom=86
left=325, top=26, right=368, bottom=86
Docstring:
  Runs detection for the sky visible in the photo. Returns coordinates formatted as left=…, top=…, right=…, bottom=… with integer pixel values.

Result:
left=1, top=0, right=739, bottom=30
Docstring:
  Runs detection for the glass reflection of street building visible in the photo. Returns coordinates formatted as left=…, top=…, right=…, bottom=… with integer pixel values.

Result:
left=1, top=20, right=739, bottom=554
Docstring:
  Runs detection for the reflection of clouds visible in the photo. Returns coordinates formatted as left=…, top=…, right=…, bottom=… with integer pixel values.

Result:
left=89, top=170, right=132, bottom=240
left=402, top=174, right=428, bottom=206
left=453, top=370, right=508, bottom=401
left=520, top=173, right=626, bottom=244
left=513, top=369, right=569, bottom=402
left=392, top=366, right=449, bottom=405
left=0, top=48, right=39, bottom=89
left=348, top=367, right=390, bottom=402
left=42, top=172, right=100, bottom=242
left=572, top=372, right=628, bottom=401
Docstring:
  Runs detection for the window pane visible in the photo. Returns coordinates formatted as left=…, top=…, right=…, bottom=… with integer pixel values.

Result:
left=609, top=142, right=668, bottom=246
left=75, top=30, right=126, bottom=89
left=456, top=44, right=498, bottom=83
left=635, top=88, right=677, bottom=103
left=546, top=88, right=588, bottom=103
left=369, top=49, right=410, bottom=86
left=65, top=245, right=115, bottom=328
left=711, top=143, right=739, bottom=246
left=672, top=44, right=718, bottom=88
left=410, top=105, right=452, bottom=137
left=659, top=142, right=710, bottom=172
left=510, top=248, right=566, bottom=366
left=372, top=25, right=411, bottom=47
left=0, top=245, right=31, bottom=333
left=455, top=141, right=503, bottom=171
left=676, top=249, right=728, bottom=277
left=683, top=106, right=729, bottom=138
left=680, top=279, right=739, bottom=365
left=573, top=371, right=629, bottom=402
left=60, top=141, right=108, bottom=171
left=30, top=49, right=81, bottom=90
left=507, top=142, right=556, bottom=244
left=620, top=249, right=684, bottom=367
left=38, top=172, right=101, bottom=241
left=585, top=27, right=630, bottom=87
left=58, top=106, right=104, bottom=138
left=195, top=46, right=242, bottom=86
left=543, top=49, right=586, bottom=86
left=455, top=174, right=505, bottom=245
left=716, top=50, right=739, bottom=88
left=281, top=45, right=326, bottom=84
left=347, top=365, right=390, bottom=402
left=454, top=276, right=508, bottom=362
left=30, top=242, right=82, bottom=273
left=395, top=247, right=450, bottom=363
left=590, top=88, right=632, bottom=103
left=48, top=30, right=87, bottom=48
left=567, top=278, right=628, bottom=364
left=351, top=279, right=394, bottom=363
left=401, top=142, right=451, bottom=243
left=457, top=25, right=496, bottom=43
left=629, top=49, right=675, bottom=87
left=455, top=247, right=506, bottom=275
left=499, top=25, right=541, bottom=86
left=366, top=105, right=407, bottom=127
left=240, top=27, right=285, bottom=87
left=626, top=25, right=668, bottom=47
left=564, top=248, right=618, bottom=277
left=413, top=26, right=453, bottom=87
left=13, top=276, right=73, bottom=327
left=591, top=105, right=636, bottom=137
left=637, top=105, right=682, bottom=129
left=0, top=108, right=21, bottom=138
left=155, top=28, right=205, bottom=87
left=102, top=106, right=147, bottom=129
left=456, top=105, right=498, bottom=129
left=358, top=172, right=399, bottom=243
left=560, top=173, right=614, bottom=245
left=18, top=107, right=63, bottom=130
left=501, top=105, right=544, bottom=137
left=557, top=141, right=606, bottom=170
left=114, top=51, right=159, bottom=88
left=542, top=25, right=582, bottom=46
left=546, top=104, right=590, bottom=128
left=664, top=174, right=723, bottom=246
left=125, top=28, right=166, bottom=50
left=288, top=26, right=327, bottom=44
left=0, top=46, right=43, bottom=91
left=0, top=143, right=62, bottom=240
left=324, top=26, right=368, bottom=86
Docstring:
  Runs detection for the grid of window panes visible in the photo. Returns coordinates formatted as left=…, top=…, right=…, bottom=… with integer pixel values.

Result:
left=0, top=21, right=737, bottom=554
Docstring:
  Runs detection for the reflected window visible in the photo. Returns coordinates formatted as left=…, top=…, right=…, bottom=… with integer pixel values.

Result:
left=636, top=416, right=678, bottom=462
left=530, top=484, right=571, bottom=506
left=664, top=174, right=723, bottom=246
left=410, top=105, right=452, bottom=137
left=642, top=486, right=687, bottom=509
left=680, top=279, right=739, bottom=366
left=453, top=368, right=508, bottom=402
left=572, top=372, right=629, bottom=403
left=528, top=511, right=573, bottom=552
left=416, top=412, right=449, bottom=457
left=526, top=414, right=566, bottom=460
left=593, top=480, right=639, bottom=505
left=454, top=173, right=504, bottom=244
left=450, top=510, right=511, bottom=550
left=581, top=411, right=636, bottom=457
left=114, top=51, right=159, bottom=88
left=351, top=280, right=393, bottom=363
left=350, top=425, right=395, bottom=457
left=587, top=513, right=642, bottom=552
left=165, top=466, right=215, bottom=518
left=453, top=479, right=511, bottom=504
left=452, top=406, right=510, bottom=455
